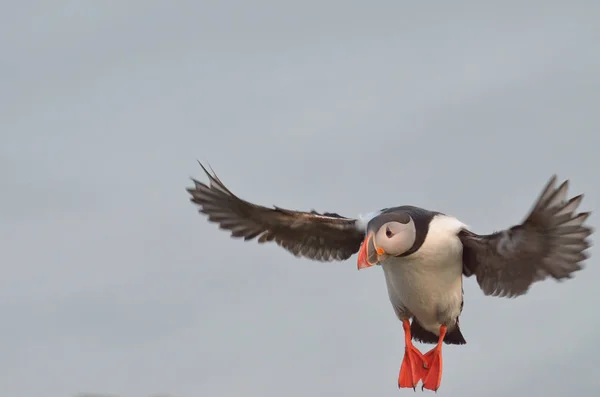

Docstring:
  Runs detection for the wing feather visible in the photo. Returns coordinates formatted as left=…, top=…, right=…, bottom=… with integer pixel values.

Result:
left=187, top=162, right=365, bottom=261
left=460, top=175, right=593, bottom=298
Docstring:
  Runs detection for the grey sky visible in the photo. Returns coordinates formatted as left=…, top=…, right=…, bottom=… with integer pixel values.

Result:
left=1, top=1, right=599, bottom=396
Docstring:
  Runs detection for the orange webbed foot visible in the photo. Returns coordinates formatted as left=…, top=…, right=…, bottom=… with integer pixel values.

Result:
left=421, top=347, right=443, bottom=391
left=399, top=343, right=428, bottom=389
left=398, top=319, right=428, bottom=390
left=421, top=325, right=447, bottom=392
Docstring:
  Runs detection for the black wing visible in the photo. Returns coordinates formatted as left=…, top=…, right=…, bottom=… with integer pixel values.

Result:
left=187, top=162, right=365, bottom=261
left=460, top=175, right=593, bottom=298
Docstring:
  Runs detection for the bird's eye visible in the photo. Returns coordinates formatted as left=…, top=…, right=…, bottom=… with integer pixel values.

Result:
left=386, top=227, right=394, bottom=238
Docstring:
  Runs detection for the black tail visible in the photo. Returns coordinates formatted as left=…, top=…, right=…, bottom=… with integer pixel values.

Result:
left=410, top=318, right=467, bottom=345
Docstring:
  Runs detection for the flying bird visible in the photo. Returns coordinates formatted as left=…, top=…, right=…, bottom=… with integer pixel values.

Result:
left=186, top=162, right=592, bottom=391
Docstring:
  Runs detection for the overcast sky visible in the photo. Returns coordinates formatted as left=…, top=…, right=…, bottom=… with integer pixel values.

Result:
left=1, top=1, right=599, bottom=396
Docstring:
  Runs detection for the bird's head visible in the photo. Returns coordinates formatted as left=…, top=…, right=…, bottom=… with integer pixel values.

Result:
left=356, top=209, right=420, bottom=270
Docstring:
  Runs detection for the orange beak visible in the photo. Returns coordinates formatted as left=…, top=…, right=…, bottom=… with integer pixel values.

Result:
left=357, top=232, right=384, bottom=270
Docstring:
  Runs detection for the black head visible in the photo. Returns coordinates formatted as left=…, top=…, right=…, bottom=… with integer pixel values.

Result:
left=357, top=206, right=440, bottom=269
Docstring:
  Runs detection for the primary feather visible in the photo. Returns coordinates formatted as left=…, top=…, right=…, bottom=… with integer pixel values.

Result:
left=460, top=175, right=593, bottom=298
left=187, top=162, right=366, bottom=261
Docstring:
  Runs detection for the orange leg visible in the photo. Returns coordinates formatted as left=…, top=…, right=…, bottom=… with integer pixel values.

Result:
left=398, top=320, right=428, bottom=390
left=421, top=325, right=447, bottom=392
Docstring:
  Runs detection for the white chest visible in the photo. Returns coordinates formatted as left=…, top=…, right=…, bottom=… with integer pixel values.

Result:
left=380, top=215, right=467, bottom=331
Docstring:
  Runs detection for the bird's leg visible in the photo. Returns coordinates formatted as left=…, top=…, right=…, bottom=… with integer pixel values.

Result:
left=421, top=325, right=447, bottom=392
left=398, top=319, right=428, bottom=390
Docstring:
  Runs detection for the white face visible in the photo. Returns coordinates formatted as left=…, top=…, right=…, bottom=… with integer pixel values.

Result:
left=373, top=217, right=417, bottom=258
left=356, top=209, right=428, bottom=269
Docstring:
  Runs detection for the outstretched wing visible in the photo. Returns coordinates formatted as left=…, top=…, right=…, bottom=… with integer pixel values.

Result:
left=460, top=175, right=593, bottom=298
left=187, top=162, right=365, bottom=261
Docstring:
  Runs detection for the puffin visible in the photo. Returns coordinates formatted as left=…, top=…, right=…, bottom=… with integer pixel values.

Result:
left=186, top=162, right=592, bottom=391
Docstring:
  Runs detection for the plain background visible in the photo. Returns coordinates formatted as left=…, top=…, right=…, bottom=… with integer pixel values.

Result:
left=1, top=1, right=599, bottom=396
